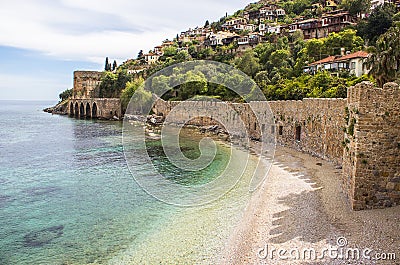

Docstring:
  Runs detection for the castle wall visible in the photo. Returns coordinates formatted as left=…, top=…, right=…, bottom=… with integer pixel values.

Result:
left=70, top=71, right=121, bottom=120
left=153, top=98, right=346, bottom=165
left=73, top=71, right=102, bottom=99
left=153, top=83, right=400, bottom=211
left=343, top=82, right=400, bottom=210
left=269, top=98, right=346, bottom=165
left=68, top=99, right=121, bottom=120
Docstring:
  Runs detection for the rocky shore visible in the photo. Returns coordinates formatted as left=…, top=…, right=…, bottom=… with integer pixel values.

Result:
left=43, top=101, right=69, bottom=115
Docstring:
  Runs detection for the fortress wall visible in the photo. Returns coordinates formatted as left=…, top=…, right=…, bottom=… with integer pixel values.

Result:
left=343, top=82, right=400, bottom=210
left=68, top=98, right=121, bottom=119
left=269, top=98, right=347, bottom=165
left=153, top=98, right=347, bottom=165
left=73, top=71, right=102, bottom=99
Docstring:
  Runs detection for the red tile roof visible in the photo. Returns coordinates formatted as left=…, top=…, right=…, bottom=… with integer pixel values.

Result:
left=308, top=51, right=369, bottom=66
left=309, top=56, right=336, bottom=66
left=335, top=51, right=369, bottom=61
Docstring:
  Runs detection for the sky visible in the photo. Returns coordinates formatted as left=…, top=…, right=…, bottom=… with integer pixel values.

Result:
left=0, top=0, right=248, bottom=101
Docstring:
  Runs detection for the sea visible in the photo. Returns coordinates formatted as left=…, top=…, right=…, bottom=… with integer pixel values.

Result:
left=0, top=100, right=260, bottom=264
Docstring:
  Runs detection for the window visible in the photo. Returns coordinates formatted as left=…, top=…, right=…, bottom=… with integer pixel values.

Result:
left=295, top=126, right=301, bottom=141
left=278, top=126, right=283, bottom=136
left=351, top=62, right=356, bottom=70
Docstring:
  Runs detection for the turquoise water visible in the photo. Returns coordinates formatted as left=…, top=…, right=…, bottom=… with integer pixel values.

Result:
left=0, top=101, right=248, bottom=264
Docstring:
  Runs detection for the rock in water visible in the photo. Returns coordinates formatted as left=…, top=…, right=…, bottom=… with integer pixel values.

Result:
left=23, top=225, right=64, bottom=247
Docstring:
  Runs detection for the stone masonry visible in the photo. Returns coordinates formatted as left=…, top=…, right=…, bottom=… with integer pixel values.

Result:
left=153, top=82, right=400, bottom=210
left=343, top=82, right=400, bottom=210
left=68, top=70, right=400, bottom=210
left=68, top=71, right=122, bottom=119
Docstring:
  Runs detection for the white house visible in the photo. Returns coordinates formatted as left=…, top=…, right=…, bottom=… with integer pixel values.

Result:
left=268, top=25, right=281, bottom=34
left=144, top=53, right=160, bottom=65
left=305, top=51, right=369, bottom=77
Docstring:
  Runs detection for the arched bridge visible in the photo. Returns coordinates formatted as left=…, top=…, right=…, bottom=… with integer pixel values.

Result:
left=68, top=98, right=122, bottom=120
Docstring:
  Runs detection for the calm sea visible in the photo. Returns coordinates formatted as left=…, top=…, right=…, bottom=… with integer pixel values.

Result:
left=0, top=101, right=255, bottom=264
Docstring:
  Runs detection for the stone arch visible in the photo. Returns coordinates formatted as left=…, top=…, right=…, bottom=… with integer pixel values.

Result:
left=74, top=102, right=79, bottom=117
left=86, top=102, right=91, bottom=118
left=80, top=103, right=85, bottom=118
left=70, top=102, right=74, bottom=116
left=92, top=102, right=98, bottom=118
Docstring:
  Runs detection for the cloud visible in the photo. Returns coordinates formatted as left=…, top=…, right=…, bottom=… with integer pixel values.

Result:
left=0, top=0, right=245, bottom=64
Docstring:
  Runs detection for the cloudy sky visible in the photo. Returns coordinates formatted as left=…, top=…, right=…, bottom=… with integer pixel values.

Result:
left=0, top=0, right=247, bottom=100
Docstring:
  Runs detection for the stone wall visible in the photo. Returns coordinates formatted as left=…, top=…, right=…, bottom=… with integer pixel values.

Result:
left=70, top=71, right=122, bottom=120
left=73, top=71, right=102, bottom=99
left=269, top=99, right=346, bottom=165
left=153, top=98, right=346, bottom=165
left=152, top=85, right=400, bottom=211
left=68, top=99, right=121, bottom=120
left=153, top=100, right=267, bottom=140
left=343, top=82, right=400, bottom=210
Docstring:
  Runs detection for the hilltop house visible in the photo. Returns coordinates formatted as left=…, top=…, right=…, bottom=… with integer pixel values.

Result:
left=304, top=51, right=370, bottom=77
left=244, top=4, right=286, bottom=23
left=370, top=0, right=400, bottom=10
left=154, top=46, right=163, bottom=55
left=284, top=10, right=356, bottom=40
left=222, top=18, right=247, bottom=32
left=144, top=53, right=161, bottom=65
left=205, top=31, right=237, bottom=47
left=237, top=34, right=261, bottom=51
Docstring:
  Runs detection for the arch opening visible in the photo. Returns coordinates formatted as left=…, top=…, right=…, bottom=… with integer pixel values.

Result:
left=86, top=103, right=91, bottom=118
left=92, top=102, right=97, bottom=118
left=74, top=103, right=79, bottom=117
left=80, top=103, right=85, bottom=119
left=70, top=102, right=74, bottom=116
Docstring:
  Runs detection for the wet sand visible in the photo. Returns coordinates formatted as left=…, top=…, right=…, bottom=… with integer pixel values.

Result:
left=220, top=146, right=400, bottom=264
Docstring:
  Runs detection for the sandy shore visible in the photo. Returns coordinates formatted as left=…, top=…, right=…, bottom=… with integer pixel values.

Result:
left=219, top=146, right=400, bottom=264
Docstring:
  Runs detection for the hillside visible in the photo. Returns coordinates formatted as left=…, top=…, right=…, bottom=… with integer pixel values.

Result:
left=76, top=0, right=400, bottom=111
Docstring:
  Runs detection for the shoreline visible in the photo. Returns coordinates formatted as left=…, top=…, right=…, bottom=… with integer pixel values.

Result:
left=46, top=112, right=400, bottom=263
left=219, top=146, right=400, bottom=264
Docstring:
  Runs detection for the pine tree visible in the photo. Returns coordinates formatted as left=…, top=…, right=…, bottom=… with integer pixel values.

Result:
left=205, top=20, right=210, bottom=27
left=112, top=60, right=118, bottom=71
left=137, top=50, right=144, bottom=59
left=105, top=57, right=110, bottom=71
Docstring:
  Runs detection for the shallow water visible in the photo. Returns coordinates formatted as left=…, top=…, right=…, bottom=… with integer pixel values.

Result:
left=0, top=101, right=259, bottom=264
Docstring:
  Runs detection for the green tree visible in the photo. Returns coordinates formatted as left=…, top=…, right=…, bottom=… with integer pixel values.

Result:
left=197, top=47, right=214, bottom=60
left=324, top=29, right=364, bottom=55
left=356, top=3, right=396, bottom=45
left=235, top=50, right=261, bottom=78
left=105, top=57, right=111, bottom=71
left=163, top=46, right=178, bottom=57
left=120, top=78, right=145, bottom=112
left=99, top=72, right=117, bottom=97
left=59, top=88, right=72, bottom=102
left=341, top=0, right=371, bottom=17
left=112, top=60, right=118, bottom=71
left=366, top=24, right=400, bottom=87
left=174, top=50, right=191, bottom=62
